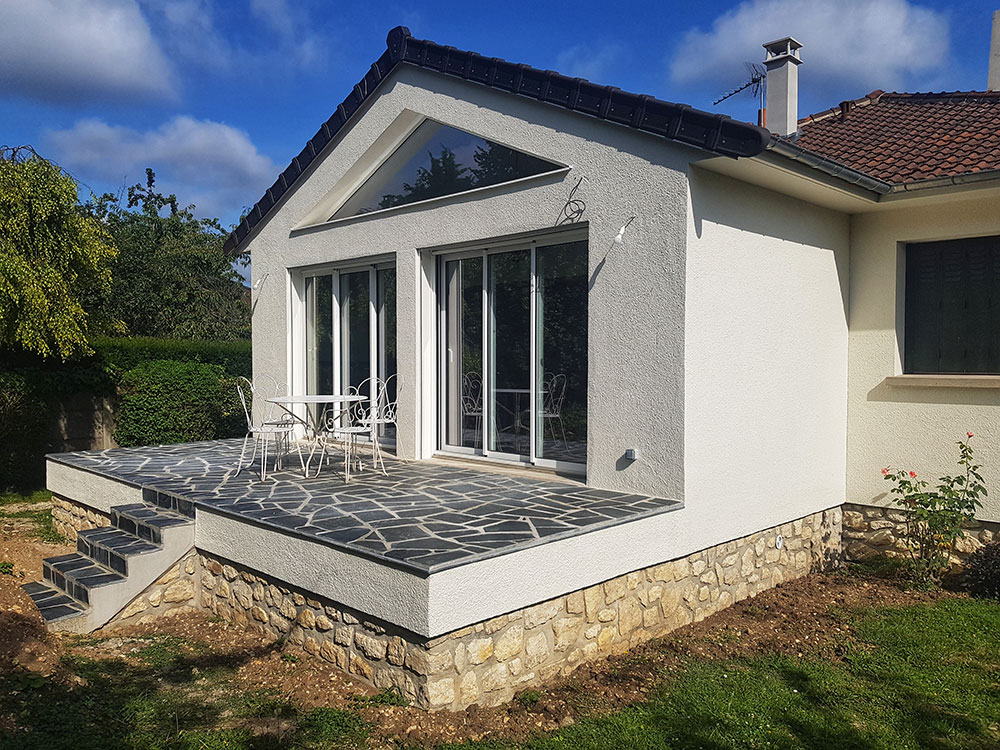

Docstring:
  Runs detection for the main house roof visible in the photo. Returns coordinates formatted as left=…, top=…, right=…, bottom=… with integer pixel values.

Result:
left=794, top=90, right=1000, bottom=185
left=224, top=26, right=771, bottom=253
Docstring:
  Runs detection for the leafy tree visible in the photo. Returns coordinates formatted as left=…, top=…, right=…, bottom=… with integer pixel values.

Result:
left=379, top=147, right=473, bottom=209
left=87, top=170, right=250, bottom=340
left=0, top=146, right=116, bottom=359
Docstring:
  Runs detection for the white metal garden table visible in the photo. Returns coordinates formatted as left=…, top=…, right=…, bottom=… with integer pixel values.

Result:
left=267, top=394, right=365, bottom=478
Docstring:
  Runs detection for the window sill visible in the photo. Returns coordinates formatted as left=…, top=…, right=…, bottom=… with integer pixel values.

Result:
left=884, top=374, right=1000, bottom=389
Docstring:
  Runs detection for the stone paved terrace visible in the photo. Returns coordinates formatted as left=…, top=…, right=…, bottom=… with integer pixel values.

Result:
left=47, top=440, right=681, bottom=574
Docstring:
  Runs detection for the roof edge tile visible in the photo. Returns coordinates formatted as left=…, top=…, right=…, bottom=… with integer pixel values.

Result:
left=225, top=26, right=770, bottom=253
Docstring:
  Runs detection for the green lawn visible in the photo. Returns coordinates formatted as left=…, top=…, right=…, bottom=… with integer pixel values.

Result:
left=450, top=597, right=1000, bottom=750
left=1, top=596, right=997, bottom=749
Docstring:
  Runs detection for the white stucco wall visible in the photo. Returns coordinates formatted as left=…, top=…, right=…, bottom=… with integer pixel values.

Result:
left=246, top=64, right=693, bottom=499
left=684, top=168, right=851, bottom=535
left=847, top=190, right=1000, bottom=521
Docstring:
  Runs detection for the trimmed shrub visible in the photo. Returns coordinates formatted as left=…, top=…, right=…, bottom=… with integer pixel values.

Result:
left=965, top=542, right=1000, bottom=599
left=114, top=360, right=245, bottom=447
left=92, top=336, right=252, bottom=378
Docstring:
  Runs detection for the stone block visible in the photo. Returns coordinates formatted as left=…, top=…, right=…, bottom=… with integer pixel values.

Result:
left=618, top=597, right=642, bottom=636
left=553, top=617, right=582, bottom=651
left=355, top=632, right=387, bottom=661
left=163, top=579, right=194, bottom=603
left=604, top=576, right=626, bottom=603
left=566, top=591, right=585, bottom=614
left=523, top=632, right=549, bottom=668
left=524, top=599, right=561, bottom=628
left=467, top=637, right=494, bottom=665
left=480, top=663, right=509, bottom=692
left=494, top=624, right=524, bottom=661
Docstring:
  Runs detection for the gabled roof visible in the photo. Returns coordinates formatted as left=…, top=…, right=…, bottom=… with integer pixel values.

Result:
left=224, top=26, right=770, bottom=253
left=794, top=90, right=1000, bottom=185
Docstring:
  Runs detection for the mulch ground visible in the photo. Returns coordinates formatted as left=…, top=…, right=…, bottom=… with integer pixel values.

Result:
left=0, top=510, right=959, bottom=748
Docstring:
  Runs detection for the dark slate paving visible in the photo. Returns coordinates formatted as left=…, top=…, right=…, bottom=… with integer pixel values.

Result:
left=48, top=440, right=682, bottom=574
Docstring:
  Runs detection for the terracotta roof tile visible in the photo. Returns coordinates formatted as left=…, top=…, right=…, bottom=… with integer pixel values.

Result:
left=795, top=90, right=1000, bottom=184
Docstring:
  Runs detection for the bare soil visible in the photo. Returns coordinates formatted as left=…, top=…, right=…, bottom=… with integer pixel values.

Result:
left=0, top=511, right=958, bottom=748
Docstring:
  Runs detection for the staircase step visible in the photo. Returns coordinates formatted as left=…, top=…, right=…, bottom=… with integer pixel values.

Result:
left=78, top=526, right=160, bottom=576
left=22, top=580, right=88, bottom=623
left=141, top=487, right=195, bottom=518
left=43, top=553, right=125, bottom=605
left=111, top=504, right=193, bottom=544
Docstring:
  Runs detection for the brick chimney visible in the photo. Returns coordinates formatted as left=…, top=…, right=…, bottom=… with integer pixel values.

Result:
left=989, top=11, right=1000, bottom=90
left=763, top=37, right=803, bottom=137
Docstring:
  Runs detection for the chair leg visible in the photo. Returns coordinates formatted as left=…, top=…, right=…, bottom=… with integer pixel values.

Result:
left=260, top=436, right=268, bottom=481
left=237, top=432, right=251, bottom=475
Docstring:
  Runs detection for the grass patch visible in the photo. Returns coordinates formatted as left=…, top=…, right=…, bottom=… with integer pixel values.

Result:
left=0, top=488, right=66, bottom=542
left=0, top=632, right=372, bottom=750
left=450, top=597, right=1000, bottom=750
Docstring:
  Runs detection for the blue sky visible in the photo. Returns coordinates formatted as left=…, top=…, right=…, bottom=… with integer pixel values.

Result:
left=3, top=0, right=998, bottom=231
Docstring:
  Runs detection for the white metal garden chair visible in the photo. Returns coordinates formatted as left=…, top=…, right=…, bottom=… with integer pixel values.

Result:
left=312, top=385, right=369, bottom=482
left=462, top=372, right=483, bottom=448
left=540, top=372, right=568, bottom=450
left=235, top=376, right=304, bottom=481
left=357, top=374, right=397, bottom=476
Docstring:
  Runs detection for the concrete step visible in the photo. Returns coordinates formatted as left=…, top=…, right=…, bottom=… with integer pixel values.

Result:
left=111, top=503, right=192, bottom=544
left=21, top=580, right=88, bottom=628
left=77, top=526, right=160, bottom=576
left=27, top=501, right=196, bottom=633
left=43, top=552, right=125, bottom=605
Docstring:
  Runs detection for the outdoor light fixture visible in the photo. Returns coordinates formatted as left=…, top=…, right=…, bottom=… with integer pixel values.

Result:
left=252, top=272, right=270, bottom=291
left=613, top=215, right=636, bottom=244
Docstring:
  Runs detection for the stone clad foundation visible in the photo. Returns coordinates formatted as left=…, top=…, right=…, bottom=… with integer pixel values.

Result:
left=51, top=496, right=110, bottom=541
left=52, top=496, right=841, bottom=710
left=842, top=503, right=999, bottom=566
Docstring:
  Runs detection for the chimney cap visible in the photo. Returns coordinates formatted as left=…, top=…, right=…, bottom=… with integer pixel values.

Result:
left=763, top=36, right=804, bottom=64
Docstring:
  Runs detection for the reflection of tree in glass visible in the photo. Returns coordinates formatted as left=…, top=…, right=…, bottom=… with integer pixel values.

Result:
left=471, top=142, right=556, bottom=187
left=378, top=143, right=557, bottom=210
left=379, top=147, right=473, bottom=209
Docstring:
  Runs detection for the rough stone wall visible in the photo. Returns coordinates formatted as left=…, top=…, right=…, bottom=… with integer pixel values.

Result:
left=49, top=494, right=840, bottom=710
left=843, top=503, right=999, bottom=566
left=106, top=551, right=201, bottom=626
left=197, top=553, right=425, bottom=705
left=191, top=507, right=841, bottom=710
left=419, top=507, right=841, bottom=709
left=51, top=495, right=110, bottom=541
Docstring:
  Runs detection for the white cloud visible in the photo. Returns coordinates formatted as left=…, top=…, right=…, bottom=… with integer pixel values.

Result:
left=669, top=0, right=950, bottom=97
left=141, top=0, right=326, bottom=73
left=46, top=116, right=279, bottom=220
left=0, top=0, right=176, bottom=103
left=555, top=43, right=627, bottom=85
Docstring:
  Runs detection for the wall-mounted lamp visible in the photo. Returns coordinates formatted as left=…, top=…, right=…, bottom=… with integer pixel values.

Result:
left=613, top=216, right=636, bottom=245
left=252, top=272, right=270, bottom=291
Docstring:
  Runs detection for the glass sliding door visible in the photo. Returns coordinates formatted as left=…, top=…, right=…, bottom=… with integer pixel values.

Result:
left=303, top=264, right=396, bottom=440
left=438, top=236, right=588, bottom=470
left=376, top=268, right=397, bottom=440
left=340, top=270, right=371, bottom=398
left=305, top=275, right=334, bottom=395
left=488, top=249, right=531, bottom=457
left=534, top=241, right=588, bottom=463
left=441, top=257, right=483, bottom=449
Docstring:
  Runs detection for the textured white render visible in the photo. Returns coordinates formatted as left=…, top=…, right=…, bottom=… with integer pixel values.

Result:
left=684, top=168, right=850, bottom=543
left=47, top=460, right=143, bottom=513
left=246, top=65, right=692, bottom=500
left=847, top=189, right=1000, bottom=522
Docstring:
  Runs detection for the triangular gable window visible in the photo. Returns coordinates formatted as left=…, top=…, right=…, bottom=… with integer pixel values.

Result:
left=331, top=120, right=563, bottom=219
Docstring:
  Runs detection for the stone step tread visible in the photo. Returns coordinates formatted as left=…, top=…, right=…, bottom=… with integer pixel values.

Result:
left=21, top=580, right=89, bottom=622
left=43, top=553, right=126, bottom=604
left=77, top=527, right=161, bottom=575
left=111, top=503, right=193, bottom=543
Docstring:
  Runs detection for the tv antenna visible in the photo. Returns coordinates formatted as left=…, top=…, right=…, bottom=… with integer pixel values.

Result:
left=713, top=62, right=767, bottom=126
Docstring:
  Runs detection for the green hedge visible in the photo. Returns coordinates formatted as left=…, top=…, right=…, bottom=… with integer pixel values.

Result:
left=91, top=336, right=252, bottom=378
left=114, top=360, right=245, bottom=447
left=0, top=337, right=251, bottom=490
